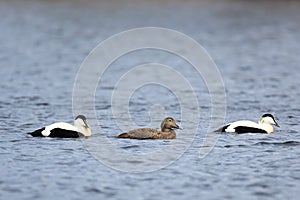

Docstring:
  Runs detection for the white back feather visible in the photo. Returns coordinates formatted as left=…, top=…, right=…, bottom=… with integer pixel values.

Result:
left=41, top=122, right=77, bottom=136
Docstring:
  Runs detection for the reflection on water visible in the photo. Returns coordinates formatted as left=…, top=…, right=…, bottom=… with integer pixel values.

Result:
left=1, top=0, right=300, bottom=199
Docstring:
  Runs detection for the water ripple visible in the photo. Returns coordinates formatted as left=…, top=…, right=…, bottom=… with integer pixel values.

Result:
left=121, top=145, right=140, bottom=149
left=254, top=141, right=300, bottom=146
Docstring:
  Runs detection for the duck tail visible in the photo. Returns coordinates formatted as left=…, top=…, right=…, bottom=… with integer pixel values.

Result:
left=27, top=127, right=45, bottom=137
left=212, top=127, right=223, bottom=132
left=212, top=125, right=229, bottom=133
left=115, top=132, right=129, bottom=138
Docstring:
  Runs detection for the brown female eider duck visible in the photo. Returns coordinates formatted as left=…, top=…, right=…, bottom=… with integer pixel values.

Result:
left=116, top=117, right=182, bottom=139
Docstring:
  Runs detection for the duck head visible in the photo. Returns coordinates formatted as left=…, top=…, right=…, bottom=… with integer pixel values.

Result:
left=259, top=114, right=281, bottom=128
left=160, top=117, right=183, bottom=132
left=74, top=115, right=91, bottom=136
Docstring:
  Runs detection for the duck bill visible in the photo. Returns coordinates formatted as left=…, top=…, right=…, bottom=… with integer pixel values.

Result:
left=83, top=120, right=90, bottom=129
left=275, top=121, right=281, bottom=128
left=174, top=124, right=183, bottom=130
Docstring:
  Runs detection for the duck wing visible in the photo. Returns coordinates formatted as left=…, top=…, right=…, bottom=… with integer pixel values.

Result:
left=225, top=121, right=267, bottom=133
left=27, top=127, right=82, bottom=138
left=27, top=122, right=83, bottom=138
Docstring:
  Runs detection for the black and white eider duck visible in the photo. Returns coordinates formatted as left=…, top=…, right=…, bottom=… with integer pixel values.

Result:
left=116, top=117, right=183, bottom=139
left=27, top=115, right=91, bottom=138
left=214, top=114, right=281, bottom=134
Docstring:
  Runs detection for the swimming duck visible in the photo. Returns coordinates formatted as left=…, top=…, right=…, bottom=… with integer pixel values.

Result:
left=116, top=117, right=183, bottom=139
left=214, top=114, right=281, bottom=134
left=27, top=115, right=91, bottom=138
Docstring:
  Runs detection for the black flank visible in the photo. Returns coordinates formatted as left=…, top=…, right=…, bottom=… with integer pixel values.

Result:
left=48, top=128, right=82, bottom=138
left=234, top=126, right=268, bottom=134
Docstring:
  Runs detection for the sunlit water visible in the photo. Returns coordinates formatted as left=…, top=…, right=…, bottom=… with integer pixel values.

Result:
left=0, top=0, right=300, bottom=199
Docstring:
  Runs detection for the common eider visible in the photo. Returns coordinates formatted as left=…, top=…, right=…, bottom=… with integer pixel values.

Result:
left=116, top=117, right=183, bottom=139
left=214, top=114, right=281, bottom=134
left=27, top=115, right=91, bottom=138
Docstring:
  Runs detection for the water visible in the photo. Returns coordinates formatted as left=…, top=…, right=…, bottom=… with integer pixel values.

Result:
left=1, top=0, right=300, bottom=199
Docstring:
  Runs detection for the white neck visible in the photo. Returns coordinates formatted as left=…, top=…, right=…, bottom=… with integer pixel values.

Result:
left=259, top=123, right=274, bottom=134
left=76, top=126, right=92, bottom=136
left=74, top=119, right=91, bottom=137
